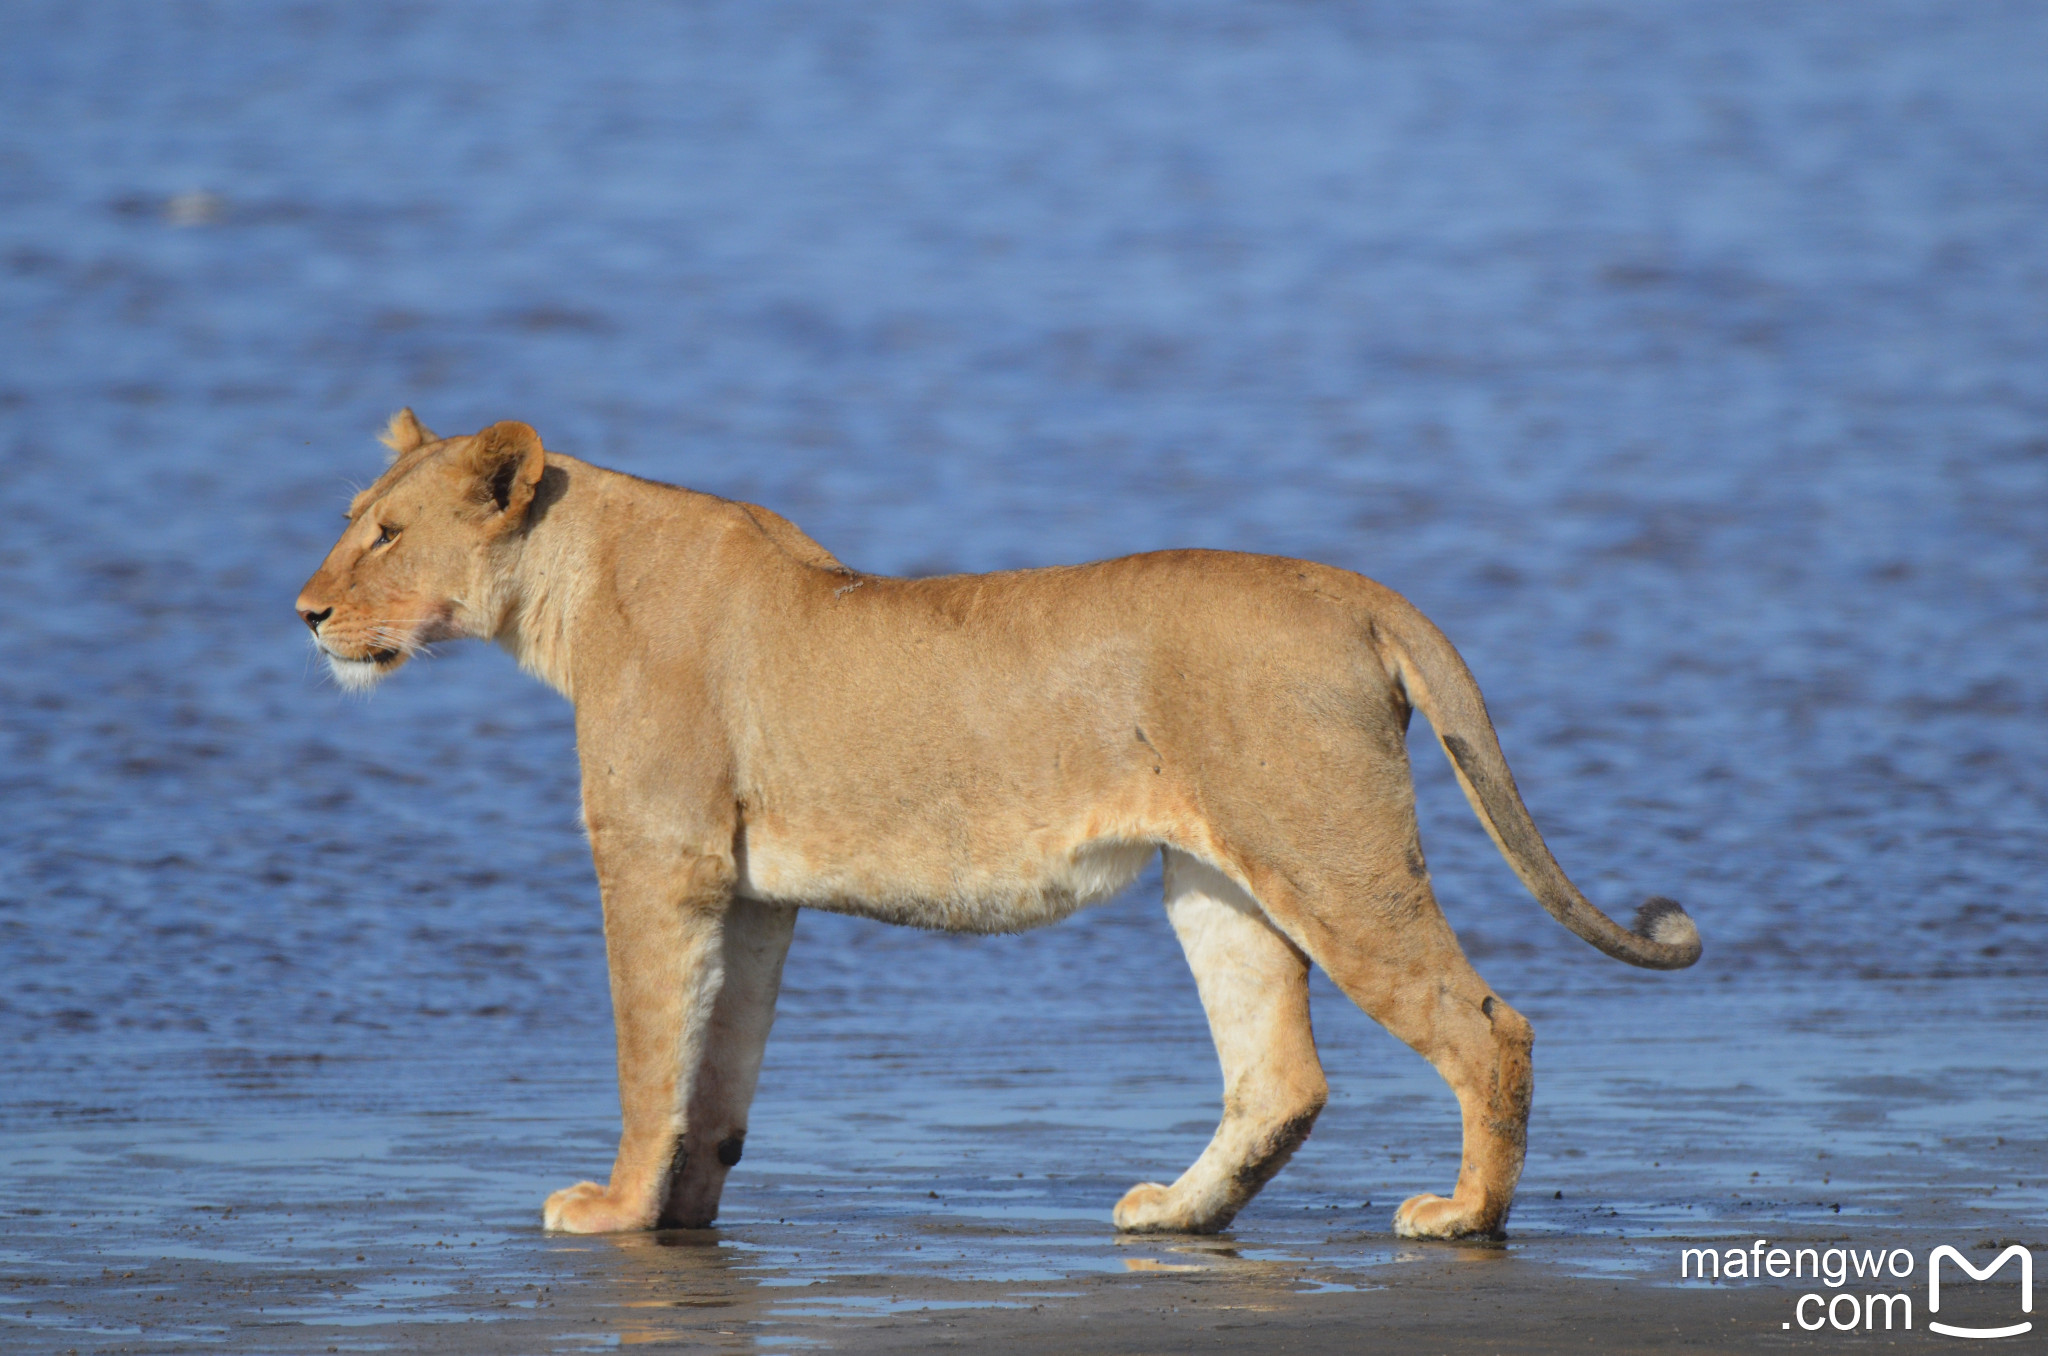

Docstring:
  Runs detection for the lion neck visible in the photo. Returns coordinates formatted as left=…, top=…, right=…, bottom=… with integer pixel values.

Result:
left=490, top=455, right=622, bottom=701
left=489, top=456, right=743, bottom=703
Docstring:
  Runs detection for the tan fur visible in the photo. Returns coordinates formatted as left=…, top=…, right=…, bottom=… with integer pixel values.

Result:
left=297, top=417, right=1700, bottom=1240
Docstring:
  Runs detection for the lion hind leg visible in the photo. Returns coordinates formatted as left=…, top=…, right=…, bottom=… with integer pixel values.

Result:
left=1384, top=980, right=1533, bottom=1242
left=1260, top=870, right=1533, bottom=1241
left=1114, top=850, right=1327, bottom=1234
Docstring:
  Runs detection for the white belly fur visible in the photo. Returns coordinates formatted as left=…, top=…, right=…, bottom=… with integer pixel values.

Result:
left=735, top=832, right=1158, bottom=934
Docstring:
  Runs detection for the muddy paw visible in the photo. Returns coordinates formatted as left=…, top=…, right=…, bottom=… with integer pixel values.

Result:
left=1392, top=1192, right=1501, bottom=1240
left=543, top=1180, right=653, bottom=1234
left=1112, top=1182, right=1183, bottom=1233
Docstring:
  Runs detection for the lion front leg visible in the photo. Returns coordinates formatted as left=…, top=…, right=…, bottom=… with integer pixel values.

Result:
left=1115, top=851, right=1328, bottom=1234
left=657, top=897, right=796, bottom=1228
left=543, top=844, right=739, bottom=1235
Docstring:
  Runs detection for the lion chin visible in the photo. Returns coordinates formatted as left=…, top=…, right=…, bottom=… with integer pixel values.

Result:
left=321, top=647, right=406, bottom=692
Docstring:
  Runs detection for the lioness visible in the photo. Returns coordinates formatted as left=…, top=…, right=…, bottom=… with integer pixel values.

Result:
left=297, top=412, right=1700, bottom=1240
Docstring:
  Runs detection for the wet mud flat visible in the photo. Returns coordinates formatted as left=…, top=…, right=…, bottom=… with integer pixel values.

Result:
left=8, top=1232, right=2004, bottom=1356
left=4, top=927, right=2044, bottom=1353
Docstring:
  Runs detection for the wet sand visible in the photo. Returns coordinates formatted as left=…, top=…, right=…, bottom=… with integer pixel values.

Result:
left=5, top=936, right=2043, bottom=1351
left=13, top=1232, right=2006, bottom=1355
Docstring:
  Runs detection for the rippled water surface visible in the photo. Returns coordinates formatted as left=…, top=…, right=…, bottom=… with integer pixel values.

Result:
left=3, top=2, right=2046, bottom=1350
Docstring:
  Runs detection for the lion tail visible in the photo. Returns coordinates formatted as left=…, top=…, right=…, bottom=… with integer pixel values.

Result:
left=1372, top=595, right=1702, bottom=971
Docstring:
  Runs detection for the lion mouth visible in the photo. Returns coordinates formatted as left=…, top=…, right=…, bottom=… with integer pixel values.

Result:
left=316, top=642, right=406, bottom=665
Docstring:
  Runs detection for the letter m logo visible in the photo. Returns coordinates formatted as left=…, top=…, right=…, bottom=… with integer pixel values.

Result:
left=1929, top=1245, right=2033, bottom=1340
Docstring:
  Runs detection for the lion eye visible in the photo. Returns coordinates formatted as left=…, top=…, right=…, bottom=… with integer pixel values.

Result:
left=374, top=524, right=400, bottom=547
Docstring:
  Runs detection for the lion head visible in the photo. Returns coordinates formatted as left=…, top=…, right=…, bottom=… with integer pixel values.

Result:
left=295, top=410, right=548, bottom=691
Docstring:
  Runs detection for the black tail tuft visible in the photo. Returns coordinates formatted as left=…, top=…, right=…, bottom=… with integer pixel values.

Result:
left=1628, top=895, right=1703, bottom=966
left=1632, top=895, right=1685, bottom=934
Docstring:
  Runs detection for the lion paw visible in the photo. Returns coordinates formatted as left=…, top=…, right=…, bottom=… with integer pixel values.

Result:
left=1112, top=1182, right=1185, bottom=1233
left=542, top=1181, right=653, bottom=1234
left=1392, top=1192, right=1501, bottom=1241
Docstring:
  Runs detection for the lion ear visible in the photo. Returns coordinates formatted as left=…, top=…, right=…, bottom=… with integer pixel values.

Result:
left=378, top=408, right=437, bottom=462
left=463, top=421, right=548, bottom=527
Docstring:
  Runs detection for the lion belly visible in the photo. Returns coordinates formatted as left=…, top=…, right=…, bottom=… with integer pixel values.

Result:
left=734, top=824, right=1157, bottom=933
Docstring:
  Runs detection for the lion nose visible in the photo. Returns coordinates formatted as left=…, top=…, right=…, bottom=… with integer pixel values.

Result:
left=300, top=606, right=332, bottom=634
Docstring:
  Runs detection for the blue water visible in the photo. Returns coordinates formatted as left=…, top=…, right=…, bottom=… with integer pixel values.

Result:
left=3, top=2, right=2045, bottom=1348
